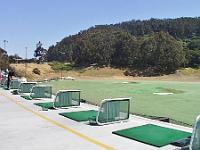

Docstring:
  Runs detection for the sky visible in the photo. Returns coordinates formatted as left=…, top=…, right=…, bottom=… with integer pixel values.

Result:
left=0, top=0, right=200, bottom=58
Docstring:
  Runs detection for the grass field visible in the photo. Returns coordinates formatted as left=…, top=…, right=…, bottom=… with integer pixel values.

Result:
left=45, top=79, right=200, bottom=126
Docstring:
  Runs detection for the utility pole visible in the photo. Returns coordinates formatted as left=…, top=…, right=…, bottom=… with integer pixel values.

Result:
left=25, top=47, right=28, bottom=78
left=61, top=69, right=62, bottom=79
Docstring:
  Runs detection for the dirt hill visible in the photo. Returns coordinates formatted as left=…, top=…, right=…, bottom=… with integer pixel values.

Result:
left=10, top=63, right=200, bottom=82
left=10, top=63, right=55, bottom=81
left=10, top=63, right=125, bottom=81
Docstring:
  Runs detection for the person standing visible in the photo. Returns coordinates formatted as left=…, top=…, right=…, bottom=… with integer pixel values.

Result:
left=7, top=70, right=14, bottom=89
left=0, top=69, right=2, bottom=83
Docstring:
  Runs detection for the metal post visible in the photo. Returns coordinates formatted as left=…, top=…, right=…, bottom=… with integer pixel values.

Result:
left=25, top=47, right=28, bottom=78
left=61, top=68, right=63, bottom=79
left=3, top=40, right=8, bottom=50
left=3, top=40, right=9, bottom=69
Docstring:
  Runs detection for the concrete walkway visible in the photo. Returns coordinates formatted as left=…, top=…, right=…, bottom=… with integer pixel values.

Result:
left=0, top=92, right=106, bottom=150
left=0, top=89, right=192, bottom=150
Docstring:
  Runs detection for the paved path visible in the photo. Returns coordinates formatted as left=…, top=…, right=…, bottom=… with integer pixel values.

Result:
left=0, top=90, right=108, bottom=150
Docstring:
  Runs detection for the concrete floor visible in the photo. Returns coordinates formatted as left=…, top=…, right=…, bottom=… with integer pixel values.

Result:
left=0, top=88, right=192, bottom=150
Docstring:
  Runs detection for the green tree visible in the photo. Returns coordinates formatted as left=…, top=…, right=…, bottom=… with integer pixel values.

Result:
left=150, top=32, right=185, bottom=72
left=186, top=39, right=200, bottom=67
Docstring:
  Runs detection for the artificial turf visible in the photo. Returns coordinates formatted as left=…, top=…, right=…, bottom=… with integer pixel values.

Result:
left=59, top=110, right=97, bottom=122
left=21, top=95, right=32, bottom=100
left=112, top=124, right=192, bottom=147
left=34, top=102, right=54, bottom=109
left=45, top=79, right=200, bottom=125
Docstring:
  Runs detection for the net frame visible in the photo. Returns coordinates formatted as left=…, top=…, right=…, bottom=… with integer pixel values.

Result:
left=190, top=115, right=200, bottom=150
left=10, top=79, right=23, bottom=89
left=3, top=79, right=8, bottom=88
left=30, top=85, right=52, bottom=99
left=53, top=90, right=81, bottom=109
left=18, top=82, right=37, bottom=94
left=96, top=98, right=130, bottom=125
left=1, top=76, right=7, bottom=87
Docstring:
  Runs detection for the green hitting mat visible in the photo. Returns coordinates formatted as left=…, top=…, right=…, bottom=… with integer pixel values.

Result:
left=21, top=95, right=32, bottom=100
left=12, top=89, right=19, bottom=95
left=59, top=110, right=97, bottom=122
left=34, top=102, right=54, bottom=109
left=112, top=124, right=191, bottom=147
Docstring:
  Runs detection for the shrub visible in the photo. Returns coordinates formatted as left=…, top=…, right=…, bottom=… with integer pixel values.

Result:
left=32, top=68, right=41, bottom=75
left=50, top=62, right=72, bottom=71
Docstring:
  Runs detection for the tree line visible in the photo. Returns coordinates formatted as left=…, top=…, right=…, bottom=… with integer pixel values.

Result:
left=47, top=27, right=186, bottom=74
left=47, top=17, right=200, bottom=75
left=113, top=17, right=200, bottom=39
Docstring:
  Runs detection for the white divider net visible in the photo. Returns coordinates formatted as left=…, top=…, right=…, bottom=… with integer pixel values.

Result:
left=96, top=98, right=130, bottom=125
left=10, top=79, right=23, bottom=89
left=19, top=82, right=37, bottom=93
left=190, top=115, right=200, bottom=150
left=30, top=85, right=52, bottom=98
left=54, top=90, right=81, bottom=108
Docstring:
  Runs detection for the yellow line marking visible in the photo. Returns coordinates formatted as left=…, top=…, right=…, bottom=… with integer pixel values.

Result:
left=1, top=92, right=114, bottom=150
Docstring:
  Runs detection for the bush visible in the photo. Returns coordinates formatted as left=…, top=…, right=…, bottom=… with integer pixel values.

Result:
left=32, top=68, right=41, bottom=75
left=50, top=62, right=72, bottom=71
left=124, top=67, right=162, bottom=77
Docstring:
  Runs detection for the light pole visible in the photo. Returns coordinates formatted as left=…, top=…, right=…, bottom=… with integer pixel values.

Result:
left=2, top=40, right=9, bottom=69
left=3, top=40, right=8, bottom=50
left=25, top=47, right=28, bottom=78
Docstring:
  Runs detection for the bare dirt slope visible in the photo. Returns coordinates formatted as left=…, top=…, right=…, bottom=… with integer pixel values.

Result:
left=11, top=63, right=200, bottom=82
left=10, top=63, right=125, bottom=81
left=10, top=63, right=55, bottom=81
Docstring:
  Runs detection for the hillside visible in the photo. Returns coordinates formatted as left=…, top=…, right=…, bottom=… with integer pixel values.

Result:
left=10, top=63, right=200, bottom=82
left=10, top=63, right=125, bottom=81
left=9, top=18, right=200, bottom=79
left=10, top=63, right=55, bottom=81
left=46, top=17, right=200, bottom=76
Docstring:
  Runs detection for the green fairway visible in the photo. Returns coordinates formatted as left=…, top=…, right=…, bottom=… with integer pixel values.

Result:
left=45, top=79, right=200, bottom=125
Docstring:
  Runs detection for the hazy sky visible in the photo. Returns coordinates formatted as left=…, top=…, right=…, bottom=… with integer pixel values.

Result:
left=0, top=0, right=200, bottom=58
